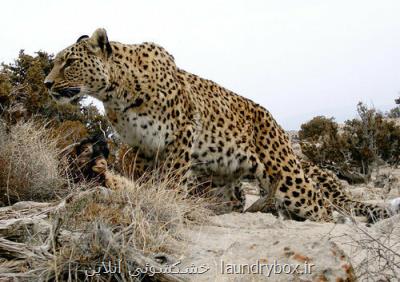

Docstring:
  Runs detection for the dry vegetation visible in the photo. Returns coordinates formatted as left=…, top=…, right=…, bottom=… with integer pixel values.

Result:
left=0, top=119, right=68, bottom=205
left=352, top=220, right=400, bottom=280
left=329, top=215, right=400, bottom=281
left=0, top=119, right=210, bottom=281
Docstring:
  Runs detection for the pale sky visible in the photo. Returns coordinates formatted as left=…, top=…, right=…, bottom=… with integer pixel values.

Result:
left=1, top=0, right=400, bottom=129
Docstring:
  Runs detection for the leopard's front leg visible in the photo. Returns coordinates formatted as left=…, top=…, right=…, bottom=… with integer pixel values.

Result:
left=161, top=124, right=196, bottom=193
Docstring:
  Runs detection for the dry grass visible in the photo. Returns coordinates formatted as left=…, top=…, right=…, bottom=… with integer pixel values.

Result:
left=62, top=169, right=210, bottom=254
left=0, top=121, right=211, bottom=281
left=0, top=119, right=68, bottom=205
left=0, top=173, right=210, bottom=281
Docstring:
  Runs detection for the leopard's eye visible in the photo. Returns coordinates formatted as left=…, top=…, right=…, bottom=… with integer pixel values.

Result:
left=64, top=58, right=78, bottom=68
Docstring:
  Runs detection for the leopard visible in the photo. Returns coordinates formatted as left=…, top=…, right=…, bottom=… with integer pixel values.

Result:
left=44, top=28, right=398, bottom=222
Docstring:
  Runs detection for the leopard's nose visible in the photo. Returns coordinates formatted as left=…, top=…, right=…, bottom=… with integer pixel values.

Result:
left=44, top=79, right=54, bottom=90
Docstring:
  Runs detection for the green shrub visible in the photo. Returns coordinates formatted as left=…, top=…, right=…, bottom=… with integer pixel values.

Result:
left=299, top=116, right=348, bottom=165
left=299, top=116, right=338, bottom=141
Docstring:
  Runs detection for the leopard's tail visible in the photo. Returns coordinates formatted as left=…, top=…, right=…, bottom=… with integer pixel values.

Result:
left=340, top=199, right=392, bottom=223
left=302, top=161, right=399, bottom=223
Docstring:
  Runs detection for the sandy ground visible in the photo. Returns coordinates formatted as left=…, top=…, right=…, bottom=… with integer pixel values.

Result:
left=176, top=167, right=400, bottom=281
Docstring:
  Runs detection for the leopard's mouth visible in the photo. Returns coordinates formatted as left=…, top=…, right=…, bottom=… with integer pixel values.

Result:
left=50, top=87, right=82, bottom=103
left=51, top=87, right=81, bottom=98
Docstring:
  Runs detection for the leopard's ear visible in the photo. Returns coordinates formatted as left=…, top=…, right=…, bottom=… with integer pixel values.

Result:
left=76, top=35, right=89, bottom=43
left=88, top=28, right=112, bottom=58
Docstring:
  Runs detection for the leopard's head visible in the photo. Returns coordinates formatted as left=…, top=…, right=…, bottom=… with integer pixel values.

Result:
left=44, top=28, right=112, bottom=104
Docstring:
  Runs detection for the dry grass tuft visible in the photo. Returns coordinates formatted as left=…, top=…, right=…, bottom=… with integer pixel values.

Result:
left=0, top=119, right=68, bottom=205
left=63, top=170, right=210, bottom=254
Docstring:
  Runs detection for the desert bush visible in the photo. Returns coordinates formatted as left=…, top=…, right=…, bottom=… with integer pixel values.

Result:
left=299, top=116, right=349, bottom=165
left=343, top=103, right=400, bottom=174
left=388, top=107, right=400, bottom=118
left=299, top=116, right=338, bottom=141
left=0, top=72, right=12, bottom=107
left=0, top=119, right=67, bottom=205
left=387, top=96, right=400, bottom=118
left=300, top=103, right=400, bottom=176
